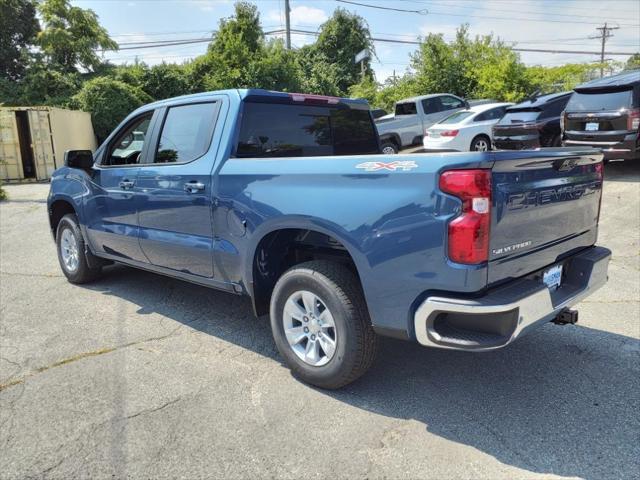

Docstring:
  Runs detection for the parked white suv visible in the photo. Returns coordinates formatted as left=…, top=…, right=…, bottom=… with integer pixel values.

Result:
left=423, top=102, right=513, bottom=152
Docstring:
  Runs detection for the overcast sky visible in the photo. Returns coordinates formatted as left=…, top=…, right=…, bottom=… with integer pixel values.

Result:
left=73, top=0, right=640, bottom=82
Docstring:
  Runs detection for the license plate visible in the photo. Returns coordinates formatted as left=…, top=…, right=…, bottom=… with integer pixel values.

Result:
left=585, top=122, right=599, bottom=131
left=543, top=264, right=563, bottom=290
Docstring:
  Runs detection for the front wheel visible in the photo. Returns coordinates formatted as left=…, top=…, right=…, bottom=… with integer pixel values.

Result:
left=269, top=260, right=378, bottom=389
left=56, top=214, right=102, bottom=284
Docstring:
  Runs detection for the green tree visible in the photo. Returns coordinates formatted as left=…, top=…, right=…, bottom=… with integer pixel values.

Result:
left=626, top=53, right=640, bottom=70
left=37, top=0, right=117, bottom=73
left=188, top=2, right=303, bottom=92
left=410, top=25, right=529, bottom=102
left=0, top=0, right=40, bottom=80
left=311, top=8, right=374, bottom=95
left=525, top=63, right=600, bottom=93
left=71, top=77, right=151, bottom=141
left=296, top=45, right=341, bottom=96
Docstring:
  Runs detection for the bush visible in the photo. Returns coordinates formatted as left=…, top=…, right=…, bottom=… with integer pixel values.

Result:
left=71, top=77, right=152, bottom=142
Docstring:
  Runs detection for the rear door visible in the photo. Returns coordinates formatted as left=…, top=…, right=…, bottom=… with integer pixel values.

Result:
left=564, top=88, right=634, bottom=144
left=136, top=100, right=222, bottom=278
left=488, top=149, right=603, bottom=284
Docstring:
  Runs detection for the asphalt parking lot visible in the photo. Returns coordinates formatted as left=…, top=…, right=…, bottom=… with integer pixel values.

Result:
left=1, top=162, right=639, bottom=479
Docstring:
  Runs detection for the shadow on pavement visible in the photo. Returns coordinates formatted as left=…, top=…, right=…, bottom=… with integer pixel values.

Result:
left=603, top=159, right=640, bottom=183
left=86, top=264, right=639, bottom=480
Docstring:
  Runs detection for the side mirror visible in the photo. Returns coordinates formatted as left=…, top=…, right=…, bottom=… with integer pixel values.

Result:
left=64, top=150, right=94, bottom=171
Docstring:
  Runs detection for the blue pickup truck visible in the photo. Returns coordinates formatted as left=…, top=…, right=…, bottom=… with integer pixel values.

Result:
left=48, top=89, right=611, bottom=388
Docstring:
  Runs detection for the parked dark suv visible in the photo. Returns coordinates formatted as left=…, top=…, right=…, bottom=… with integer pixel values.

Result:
left=492, top=92, right=572, bottom=149
left=562, top=70, right=640, bottom=161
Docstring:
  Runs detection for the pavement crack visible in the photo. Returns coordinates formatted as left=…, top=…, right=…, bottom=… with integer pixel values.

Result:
left=0, top=327, right=184, bottom=392
left=125, top=397, right=183, bottom=420
left=0, top=271, right=63, bottom=278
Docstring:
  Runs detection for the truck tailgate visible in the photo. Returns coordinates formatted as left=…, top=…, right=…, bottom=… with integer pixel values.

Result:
left=488, top=148, right=603, bottom=285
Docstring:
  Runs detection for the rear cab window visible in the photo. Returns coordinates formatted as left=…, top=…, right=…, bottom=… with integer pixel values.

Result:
left=235, top=102, right=379, bottom=158
left=395, top=102, right=418, bottom=115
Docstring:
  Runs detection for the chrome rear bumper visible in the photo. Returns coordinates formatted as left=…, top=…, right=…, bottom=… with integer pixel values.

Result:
left=414, top=246, right=611, bottom=351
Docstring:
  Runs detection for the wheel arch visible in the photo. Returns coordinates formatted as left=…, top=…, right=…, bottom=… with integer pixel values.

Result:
left=48, top=197, right=78, bottom=239
left=244, top=219, right=368, bottom=318
left=379, top=132, right=401, bottom=148
left=470, top=133, right=492, bottom=151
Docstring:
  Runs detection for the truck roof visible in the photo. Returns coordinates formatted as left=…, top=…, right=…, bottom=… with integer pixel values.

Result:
left=143, top=89, right=370, bottom=109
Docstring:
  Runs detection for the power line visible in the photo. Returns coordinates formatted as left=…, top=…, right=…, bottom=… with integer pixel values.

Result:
left=338, top=0, right=639, bottom=27
left=401, top=0, right=634, bottom=23
left=336, top=0, right=427, bottom=15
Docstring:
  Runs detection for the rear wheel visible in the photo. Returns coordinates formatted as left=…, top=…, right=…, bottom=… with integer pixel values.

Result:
left=380, top=141, right=399, bottom=154
left=56, top=214, right=102, bottom=284
left=269, top=260, right=378, bottom=389
left=470, top=135, right=491, bottom=152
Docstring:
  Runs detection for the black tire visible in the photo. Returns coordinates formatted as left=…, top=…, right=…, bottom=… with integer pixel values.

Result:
left=269, top=260, right=378, bottom=389
left=470, top=135, right=491, bottom=152
left=380, top=141, right=399, bottom=154
left=56, top=214, right=102, bottom=284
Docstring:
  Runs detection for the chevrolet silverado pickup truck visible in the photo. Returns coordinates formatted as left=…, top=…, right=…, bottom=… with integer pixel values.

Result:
left=48, top=89, right=611, bottom=389
left=375, top=94, right=468, bottom=153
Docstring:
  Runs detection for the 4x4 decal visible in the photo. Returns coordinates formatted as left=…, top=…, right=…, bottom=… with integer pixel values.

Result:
left=355, top=160, right=418, bottom=172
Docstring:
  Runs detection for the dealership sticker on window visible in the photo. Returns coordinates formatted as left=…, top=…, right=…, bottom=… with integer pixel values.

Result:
left=356, top=161, right=418, bottom=172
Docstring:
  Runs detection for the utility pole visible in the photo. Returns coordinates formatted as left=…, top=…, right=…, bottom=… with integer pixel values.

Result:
left=284, top=0, right=291, bottom=50
left=592, top=22, right=619, bottom=77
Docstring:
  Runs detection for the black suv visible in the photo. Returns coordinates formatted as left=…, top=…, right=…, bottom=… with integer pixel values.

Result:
left=562, top=70, right=640, bottom=161
left=492, top=92, right=572, bottom=149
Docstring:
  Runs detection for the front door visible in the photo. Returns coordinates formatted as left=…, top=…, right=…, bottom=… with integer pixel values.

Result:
left=137, top=101, right=221, bottom=278
left=84, top=112, right=156, bottom=262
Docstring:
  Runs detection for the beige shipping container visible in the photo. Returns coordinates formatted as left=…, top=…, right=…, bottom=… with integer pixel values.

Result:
left=0, top=106, right=97, bottom=182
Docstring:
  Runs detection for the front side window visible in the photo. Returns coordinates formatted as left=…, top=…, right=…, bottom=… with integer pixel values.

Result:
left=235, top=103, right=378, bottom=158
left=441, top=96, right=466, bottom=111
left=422, top=98, right=442, bottom=114
left=155, top=103, right=218, bottom=164
left=105, top=114, right=152, bottom=166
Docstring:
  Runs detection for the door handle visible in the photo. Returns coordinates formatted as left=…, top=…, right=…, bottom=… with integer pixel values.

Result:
left=119, top=180, right=135, bottom=190
left=184, top=181, right=205, bottom=193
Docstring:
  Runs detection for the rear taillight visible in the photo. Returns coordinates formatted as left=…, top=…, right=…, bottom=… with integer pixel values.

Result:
left=441, top=129, right=459, bottom=137
left=439, top=169, right=492, bottom=264
left=628, top=108, right=640, bottom=130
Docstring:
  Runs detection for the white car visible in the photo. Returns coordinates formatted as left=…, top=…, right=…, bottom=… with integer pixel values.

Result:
left=423, top=102, right=513, bottom=152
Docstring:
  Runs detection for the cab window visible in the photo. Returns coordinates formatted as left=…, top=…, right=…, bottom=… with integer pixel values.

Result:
left=104, top=114, right=152, bottom=166
left=154, top=102, right=218, bottom=164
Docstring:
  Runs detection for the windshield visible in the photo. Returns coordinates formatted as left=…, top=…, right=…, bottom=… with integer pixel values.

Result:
left=438, top=111, right=473, bottom=124
left=566, top=89, right=633, bottom=111
left=497, top=110, right=540, bottom=125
